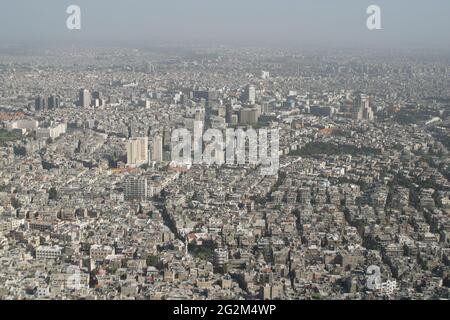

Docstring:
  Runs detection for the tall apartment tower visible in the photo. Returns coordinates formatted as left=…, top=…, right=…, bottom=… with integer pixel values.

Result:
left=243, top=85, right=256, bottom=105
left=35, top=96, right=48, bottom=111
left=353, top=94, right=374, bottom=121
left=151, top=135, right=163, bottom=162
left=213, top=248, right=229, bottom=268
left=126, top=137, right=148, bottom=166
left=79, top=89, right=91, bottom=108
left=124, top=176, right=148, bottom=201
left=48, top=95, right=60, bottom=109
left=92, top=91, right=103, bottom=107
left=239, top=107, right=260, bottom=125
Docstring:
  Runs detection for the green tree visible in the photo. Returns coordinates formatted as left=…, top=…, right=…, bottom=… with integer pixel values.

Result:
left=146, top=255, right=163, bottom=269
left=11, top=197, right=21, bottom=209
left=49, top=187, right=58, bottom=200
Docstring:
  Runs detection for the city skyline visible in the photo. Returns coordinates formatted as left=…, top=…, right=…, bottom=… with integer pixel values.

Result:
left=0, top=0, right=449, bottom=306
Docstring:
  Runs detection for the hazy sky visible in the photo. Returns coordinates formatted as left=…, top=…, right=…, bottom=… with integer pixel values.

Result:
left=0, top=0, right=449, bottom=49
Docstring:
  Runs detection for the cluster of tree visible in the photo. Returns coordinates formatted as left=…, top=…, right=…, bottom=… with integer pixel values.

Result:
left=0, top=129, right=21, bottom=144
left=146, top=255, right=164, bottom=270
left=48, top=187, right=58, bottom=200
left=393, top=111, right=431, bottom=125
left=188, top=240, right=216, bottom=262
left=13, top=146, right=26, bottom=156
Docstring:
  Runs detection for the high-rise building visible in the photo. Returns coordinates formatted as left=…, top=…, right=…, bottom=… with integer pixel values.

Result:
left=91, top=91, right=104, bottom=107
left=213, top=248, right=229, bottom=268
left=239, top=107, right=260, bottom=125
left=151, top=135, right=163, bottom=162
left=225, top=105, right=234, bottom=123
left=79, top=89, right=91, bottom=108
left=163, top=128, right=172, bottom=148
left=48, top=95, right=60, bottom=109
left=242, top=85, right=256, bottom=104
left=144, top=61, right=155, bottom=74
left=124, top=176, right=148, bottom=201
left=35, top=96, right=48, bottom=111
left=92, top=91, right=102, bottom=100
left=126, top=137, right=148, bottom=166
left=353, top=94, right=374, bottom=121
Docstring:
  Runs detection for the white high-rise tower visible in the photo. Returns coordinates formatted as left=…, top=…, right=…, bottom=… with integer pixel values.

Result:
left=127, top=137, right=148, bottom=166
left=353, top=94, right=374, bottom=121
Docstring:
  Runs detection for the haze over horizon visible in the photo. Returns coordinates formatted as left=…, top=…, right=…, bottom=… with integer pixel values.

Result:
left=0, top=0, right=449, bottom=50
